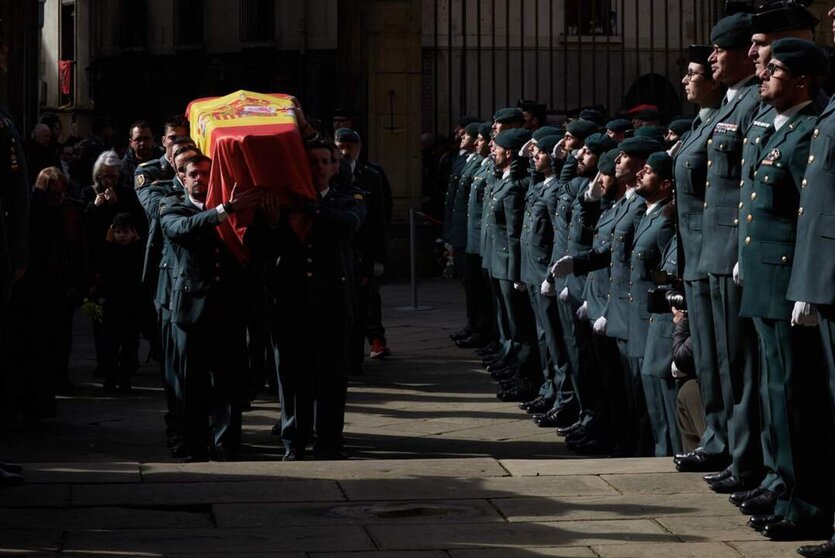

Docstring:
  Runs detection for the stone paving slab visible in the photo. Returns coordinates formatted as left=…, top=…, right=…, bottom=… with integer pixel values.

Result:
left=591, top=542, right=741, bottom=557
left=312, top=552, right=449, bottom=558
left=600, top=472, right=711, bottom=494
left=0, top=506, right=213, bottom=530
left=17, top=462, right=141, bottom=484
left=213, top=499, right=504, bottom=527
left=64, top=526, right=375, bottom=554
left=140, top=458, right=508, bottom=482
left=500, top=457, right=676, bottom=477
left=338, top=475, right=616, bottom=501
left=368, top=519, right=677, bottom=550
left=0, top=529, right=63, bottom=554
left=655, top=514, right=764, bottom=542
left=70, top=480, right=344, bottom=506
left=0, top=484, right=70, bottom=507
left=492, top=493, right=741, bottom=522
left=449, top=549, right=597, bottom=558
left=729, top=540, right=828, bottom=558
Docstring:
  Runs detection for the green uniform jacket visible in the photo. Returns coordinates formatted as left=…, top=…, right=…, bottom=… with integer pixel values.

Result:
left=737, top=105, right=776, bottom=282
left=0, top=104, right=29, bottom=277
left=642, top=235, right=678, bottom=378
left=673, top=107, right=718, bottom=281
left=136, top=178, right=183, bottom=308
left=740, top=102, right=819, bottom=320
left=700, top=78, right=761, bottom=276
left=465, top=158, right=492, bottom=255
left=443, top=152, right=467, bottom=241
left=450, top=153, right=483, bottom=252
left=787, top=95, right=835, bottom=306
left=565, top=180, right=602, bottom=304
left=603, top=192, right=646, bottom=340
left=486, top=163, right=529, bottom=282
left=627, top=199, right=675, bottom=357
left=580, top=197, right=618, bottom=321
left=520, top=176, right=558, bottom=285
left=480, top=164, right=499, bottom=270
left=550, top=176, right=586, bottom=293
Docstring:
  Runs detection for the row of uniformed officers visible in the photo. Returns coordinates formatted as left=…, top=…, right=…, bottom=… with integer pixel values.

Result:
left=442, top=5, right=835, bottom=553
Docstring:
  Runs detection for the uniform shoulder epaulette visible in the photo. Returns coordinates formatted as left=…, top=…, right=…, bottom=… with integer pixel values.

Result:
left=138, top=160, right=160, bottom=168
left=158, top=193, right=184, bottom=215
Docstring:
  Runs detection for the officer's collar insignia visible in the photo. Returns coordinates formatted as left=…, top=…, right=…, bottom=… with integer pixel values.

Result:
left=135, top=174, right=146, bottom=188
left=767, top=148, right=781, bottom=162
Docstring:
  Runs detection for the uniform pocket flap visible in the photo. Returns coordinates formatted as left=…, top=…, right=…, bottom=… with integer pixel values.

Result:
left=715, top=206, right=738, bottom=227
left=760, top=241, right=793, bottom=265
left=819, top=212, right=835, bottom=239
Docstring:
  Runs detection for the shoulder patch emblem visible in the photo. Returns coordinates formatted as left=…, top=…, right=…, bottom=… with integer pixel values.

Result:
left=135, top=174, right=146, bottom=188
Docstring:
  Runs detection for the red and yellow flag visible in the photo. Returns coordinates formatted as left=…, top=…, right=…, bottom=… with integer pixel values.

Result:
left=186, top=90, right=316, bottom=262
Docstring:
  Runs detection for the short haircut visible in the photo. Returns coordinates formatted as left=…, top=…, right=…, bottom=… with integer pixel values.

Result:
left=173, top=145, right=200, bottom=169
left=171, top=135, right=195, bottom=148
left=129, top=120, right=151, bottom=136
left=182, top=153, right=211, bottom=171
left=306, top=139, right=337, bottom=159
left=164, top=115, right=190, bottom=134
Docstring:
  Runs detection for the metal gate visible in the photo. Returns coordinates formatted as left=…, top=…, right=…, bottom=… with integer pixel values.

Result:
left=423, top=0, right=725, bottom=136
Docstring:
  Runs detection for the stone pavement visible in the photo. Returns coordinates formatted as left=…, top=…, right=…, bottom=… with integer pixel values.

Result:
left=0, top=279, right=817, bottom=556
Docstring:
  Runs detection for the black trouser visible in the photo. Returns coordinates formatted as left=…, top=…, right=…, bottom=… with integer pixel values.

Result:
left=100, top=307, right=140, bottom=386
left=464, top=253, right=494, bottom=338
left=592, top=334, right=623, bottom=445
left=496, top=278, right=540, bottom=387
left=364, top=277, right=386, bottom=344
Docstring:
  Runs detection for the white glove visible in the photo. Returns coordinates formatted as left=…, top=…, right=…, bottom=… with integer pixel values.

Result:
left=732, top=261, right=742, bottom=287
left=593, top=316, right=607, bottom=335
left=791, top=301, right=819, bottom=327
left=552, top=256, right=574, bottom=278
left=671, top=361, right=686, bottom=379
left=576, top=301, right=589, bottom=321
left=373, top=262, right=384, bottom=277
left=558, top=287, right=569, bottom=302
left=584, top=172, right=605, bottom=201
left=540, top=279, right=556, bottom=297
left=444, top=242, right=453, bottom=253
left=519, top=139, right=535, bottom=157
left=513, top=282, right=526, bottom=292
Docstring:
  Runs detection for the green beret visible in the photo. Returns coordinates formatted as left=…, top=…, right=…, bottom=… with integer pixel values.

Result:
left=535, top=135, right=561, bottom=158
left=646, top=151, right=674, bottom=181
left=457, top=115, right=480, bottom=128
left=711, top=13, right=753, bottom=50
left=634, top=125, right=667, bottom=142
left=752, top=7, right=818, bottom=34
left=532, top=126, right=562, bottom=142
left=335, top=128, right=361, bottom=144
left=493, top=108, right=525, bottom=124
left=688, top=44, right=713, bottom=68
left=636, top=108, right=662, bottom=122
left=668, top=119, right=693, bottom=137
left=771, top=37, right=830, bottom=77
left=579, top=109, right=606, bottom=126
left=619, top=136, right=664, bottom=158
left=605, top=119, right=631, bottom=133
left=598, top=148, right=620, bottom=176
left=566, top=119, right=600, bottom=141
left=584, top=132, right=618, bottom=156
left=464, top=122, right=481, bottom=138
left=477, top=122, right=492, bottom=140
left=494, top=128, right=532, bottom=152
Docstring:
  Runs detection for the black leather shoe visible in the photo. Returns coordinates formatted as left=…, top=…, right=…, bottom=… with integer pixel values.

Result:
left=565, top=426, right=589, bottom=445
left=556, top=421, right=582, bottom=437
left=797, top=539, right=835, bottom=558
left=740, top=489, right=779, bottom=516
left=709, top=475, right=761, bottom=494
left=450, top=327, right=472, bottom=341
left=570, top=438, right=612, bottom=455
left=491, top=366, right=516, bottom=379
left=456, top=335, right=489, bottom=349
left=763, top=519, right=834, bottom=542
left=748, top=514, right=783, bottom=532
left=674, top=451, right=730, bottom=472
left=476, top=343, right=500, bottom=356
left=487, top=361, right=513, bottom=373
left=270, top=422, right=282, bottom=436
left=519, top=396, right=546, bottom=411
left=729, top=486, right=766, bottom=507
left=497, top=386, right=535, bottom=402
left=282, top=448, right=305, bottom=461
left=524, top=398, right=554, bottom=415
left=703, top=465, right=733, bottom=484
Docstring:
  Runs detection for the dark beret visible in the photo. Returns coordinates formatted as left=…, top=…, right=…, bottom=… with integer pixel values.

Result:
left=532, top=126, right=563, bottom=142
left=634, top=125, right=667, bottom=142
left=535, top=135, right=561, bottom=158
left=668, top=119, right=693, bottom=137
left=464, top=122, right=482, bottom=138
left=636, top=108, right=663, bottom=121
left=493, top=108, right=526, bottom=124
left=477, top=122, right=493, bottom=140
left=494, top=128, right=532, bottom=151
left=606, top=119, right=631, bottom=133
left=112, top=212, right=136, bottom=230
left=457, top=115, right=480, bottom=128
left=688, top=44, right=713, bottom=69
left=598, top=149, right=620, bottom=176
left=335, top=128, right=361, bottom=144
left=771, top=37, right=830, bottom=77
left=646, top=152, right=674, bottom=181
left=619, top=136, right=665, bottom=158
left=566, top=119, right=600, bottom=141
left=584, top=132, right=619, bottom=156
left=711, top=13, right=754, bottom=50
left=752, top=7, right=818, bottom=34
left=579, top=109, right=606, bottom=126
left=517, top=99, right=543, bottom=111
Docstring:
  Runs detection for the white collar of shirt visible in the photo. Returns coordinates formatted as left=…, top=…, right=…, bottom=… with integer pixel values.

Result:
left=481, top=156, right=492, bottom=168
left=624, top=186, right=638, bottom=200
left=349, top=160, right=356, bottom=174
left=726, top=74, right=755, bottom=103
left=502, top=168, right=511, bottom=179
left=189, top=195, right=204, bottom=210
left=319, top=187, right=330, bottom=199
left=543, top=175, right=557, bottom=187
left=774, top=100, right=813, bottom=131
left=458, top=149, right=468, bottom=157
left=698, top=107, right=713, bottom=121
left=645, top=201, right=661, bottom=215
left=466, top=152, right=478, bottom=163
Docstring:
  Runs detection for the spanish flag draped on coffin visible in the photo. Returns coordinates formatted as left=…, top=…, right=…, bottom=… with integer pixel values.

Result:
left=186, top=90, right=317, bottom=262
